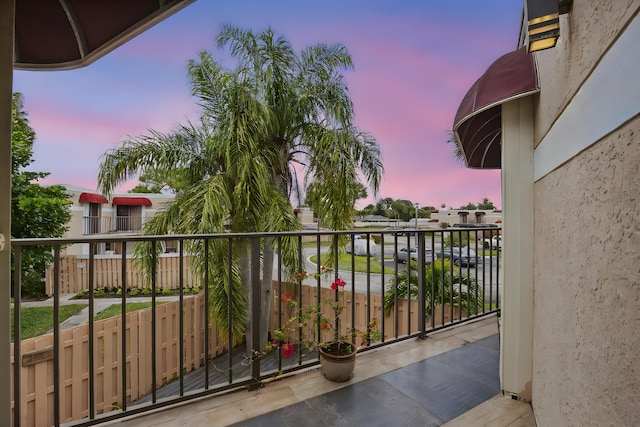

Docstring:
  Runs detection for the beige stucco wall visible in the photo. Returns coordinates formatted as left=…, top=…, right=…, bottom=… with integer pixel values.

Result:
left=533, top=115, right=640, bottom=426
left=533, top=0, right=640, bottom=144
left=530, top=1, right=640, bottom=425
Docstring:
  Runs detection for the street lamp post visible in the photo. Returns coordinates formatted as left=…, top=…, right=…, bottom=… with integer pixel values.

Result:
left=414, top=203, right=419, bottom=229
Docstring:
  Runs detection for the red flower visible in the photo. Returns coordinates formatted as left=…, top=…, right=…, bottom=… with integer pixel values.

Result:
left=321, top=323, right=330, bottom=329
left=294, top=270, right=308, bottom=280
left=281, top=292, right=296, bottom=303
left=331, top=277, right=346, bottom=290
left=281, top=342, right=295, bottom=358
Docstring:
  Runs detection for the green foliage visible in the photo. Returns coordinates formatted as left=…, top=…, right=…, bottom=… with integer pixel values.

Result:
left=444, top=231, right=470, bottom=248
left=368, top=197, right=435, bottom=221
left=95, top=302, right=167, bottom=321
left=459, top=198, right=496, bottom=210
left=96, top=26, right=384, bottom=343
left=476, top=198, right=496, bottom=210
left=11, top=93, right=72, bottom=298
left=10, top=305, right=87, bottom=341
left=383, top=259, right=482, bottom=317
left=310, top=253, right=392, bottom=275
left=459, top=202, right=477, bottom=210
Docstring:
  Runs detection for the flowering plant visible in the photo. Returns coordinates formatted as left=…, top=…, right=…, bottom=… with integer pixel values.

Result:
left=263, top=266, right=381, bottom=359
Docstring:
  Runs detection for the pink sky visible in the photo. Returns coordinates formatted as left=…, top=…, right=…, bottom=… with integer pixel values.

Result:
left=12, top=1, right=522, bottom=210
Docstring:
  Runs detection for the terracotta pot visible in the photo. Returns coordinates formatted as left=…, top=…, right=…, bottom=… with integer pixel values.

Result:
left=318, top=341, right=356, bottom=382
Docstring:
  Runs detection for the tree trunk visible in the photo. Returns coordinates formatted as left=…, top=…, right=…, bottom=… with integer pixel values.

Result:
left=260, top=237, right=275, bottom=350
left=239, top=248, right=253, bottom=356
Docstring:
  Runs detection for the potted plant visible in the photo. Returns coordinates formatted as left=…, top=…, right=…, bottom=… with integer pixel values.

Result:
left=263, top=267, right=380, bottom=382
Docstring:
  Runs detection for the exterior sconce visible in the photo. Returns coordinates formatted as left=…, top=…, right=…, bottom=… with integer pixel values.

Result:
left=527, top=0, right=560, bottom=52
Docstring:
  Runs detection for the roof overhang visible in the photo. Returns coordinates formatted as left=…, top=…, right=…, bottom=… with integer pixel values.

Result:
left=112, top=197, right=152, bottom=206
left=78, top=192, right=108, bottom=204
left=14, top=0, right=196, bottom=70
left=453, top=47, right=539, bottom=169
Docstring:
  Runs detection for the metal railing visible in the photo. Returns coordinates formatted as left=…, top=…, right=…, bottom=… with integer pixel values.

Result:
left=10, top=227, right=501, bottom=427
left=82, top=216, right=112, bottom=235
left=82, top=216, right=144, bottom=234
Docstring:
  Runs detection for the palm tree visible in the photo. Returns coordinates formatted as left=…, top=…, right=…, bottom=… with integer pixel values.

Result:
left=98, top=25, right=384, bottom=351
left=446, top=130, right=465, bottom=163
left=383, top=259, right=482, bottom=318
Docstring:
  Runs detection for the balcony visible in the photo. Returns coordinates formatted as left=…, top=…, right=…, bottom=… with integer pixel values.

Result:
left=11, top=228, right=519, bottom=427
left=82, top=216, right=143, bottom=235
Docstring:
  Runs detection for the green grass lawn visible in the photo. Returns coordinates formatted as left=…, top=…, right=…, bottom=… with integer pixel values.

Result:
left=310, top=254, right=393, bottom=274
left=10, top=302, right=170, bottom=341
left=11, top=304, right=87, bottom=342
left=95, top=301, right=166, bottom=321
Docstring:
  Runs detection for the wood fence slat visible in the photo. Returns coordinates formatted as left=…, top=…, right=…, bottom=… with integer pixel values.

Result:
left=11, top=288, right=430, bottom=427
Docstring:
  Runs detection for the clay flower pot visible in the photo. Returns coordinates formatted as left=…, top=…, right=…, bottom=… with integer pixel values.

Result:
left=318, top=341, right=356, bottom=382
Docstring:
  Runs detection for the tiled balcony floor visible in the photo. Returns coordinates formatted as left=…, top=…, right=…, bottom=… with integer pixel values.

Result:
left=102, top=315, right=535, bottom=427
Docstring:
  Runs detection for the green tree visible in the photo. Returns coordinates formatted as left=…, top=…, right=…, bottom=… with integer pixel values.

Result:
left=11, top=93, right=71, bottom=297
left=477, top=198, right=496, bottom=210
left=459, top=202, right=477, bottom=210
left=98, top=26, right=383, bottom=349
left=127, top=169, right=188, bottom=194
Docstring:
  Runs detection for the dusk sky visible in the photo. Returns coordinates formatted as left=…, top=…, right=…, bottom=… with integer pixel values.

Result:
left=12, top=1, right=523, bottom=210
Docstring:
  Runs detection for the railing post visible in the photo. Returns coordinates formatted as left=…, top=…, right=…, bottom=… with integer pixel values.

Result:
left=417, top=232, right=426, bottom=338
left=0, top=3, right=14, bottom=426
left=248, top=237, right=262, bottom=389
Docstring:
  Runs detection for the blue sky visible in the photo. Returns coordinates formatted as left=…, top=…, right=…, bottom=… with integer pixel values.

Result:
left=12, top=1, right=523, bottom=209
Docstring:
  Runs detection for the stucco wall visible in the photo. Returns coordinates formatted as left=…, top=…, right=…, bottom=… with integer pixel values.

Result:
left=533, top=0, right=640, bottom=144
left=532, top=115, right=640, bottom=425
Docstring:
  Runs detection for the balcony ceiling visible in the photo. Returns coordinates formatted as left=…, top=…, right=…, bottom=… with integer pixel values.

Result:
left=453, top=47, right=539, bottom=169
left=14, top=0, right=195, bottom=70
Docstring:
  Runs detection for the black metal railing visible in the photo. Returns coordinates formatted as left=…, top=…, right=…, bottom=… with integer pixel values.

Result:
left=82, top=216, right=144, bottom=234
left=10, top=227, right=501, bottom=427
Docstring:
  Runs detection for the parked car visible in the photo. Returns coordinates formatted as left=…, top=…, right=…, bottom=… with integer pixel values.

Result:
left=437, top=247, right=477, bottom=266
left=482, top=235, right=502, bottom=250
left=394, top=246, right=434, bottom=264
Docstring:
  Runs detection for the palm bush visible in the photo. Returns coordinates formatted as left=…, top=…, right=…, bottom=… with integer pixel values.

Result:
left=383, top=259, right=482, bottom=317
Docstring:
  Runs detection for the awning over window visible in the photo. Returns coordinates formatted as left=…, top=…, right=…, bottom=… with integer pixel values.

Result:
left=112, top=197, right=152, bottom=206
left=79, top=192, right=108, bottom=204
left=14, top=0, right=195, bottom=70
left=453, top=47, right=539, bottom=169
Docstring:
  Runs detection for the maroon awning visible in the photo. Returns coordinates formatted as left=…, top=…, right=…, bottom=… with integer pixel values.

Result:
left=112, top=197, right=152, bottom=206
left=14, top=0, right=195, bottom=70
left=453, top=47, right=539, bottom=169
left=79, top=192, right=108, bottom=204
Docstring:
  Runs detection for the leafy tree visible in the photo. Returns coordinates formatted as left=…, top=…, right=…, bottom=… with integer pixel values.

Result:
left=127, top=170, right=187, bottom=194
left=127, top=183, right=164, bottom=194
left=477, top=198, right=496, bottom=210
left=11, top=93, right=71, bottom=297
left=419, top=206, right=436, bottom=218
left=459, top=202, right=477, bottom=210
left=98, top=26, right=383, bottom=350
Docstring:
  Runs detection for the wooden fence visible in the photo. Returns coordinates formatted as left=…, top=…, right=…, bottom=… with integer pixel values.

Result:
left=45, top=255, right=198, bottom=296
left=12, top=283, right=464, bottom=427
left=11, top=294, right=225, bottom=427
